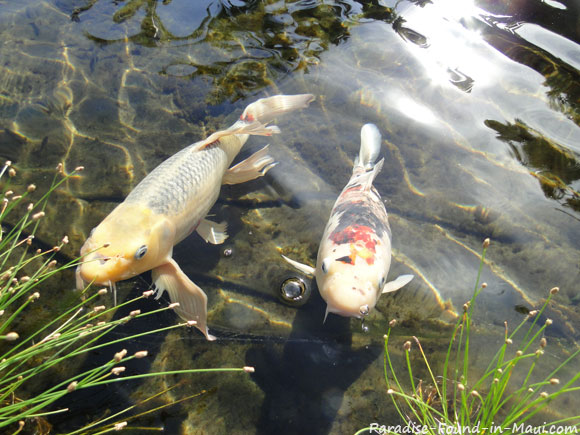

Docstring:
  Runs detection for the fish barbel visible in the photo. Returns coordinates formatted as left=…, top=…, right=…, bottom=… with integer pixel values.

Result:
left=283, top=123, right=413, bottom=320
left=78, top=94, right=315, bottom=340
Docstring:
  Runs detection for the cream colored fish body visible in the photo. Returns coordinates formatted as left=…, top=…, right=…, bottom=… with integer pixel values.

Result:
left=283, top=124, right=413, bottom=320
left=124, top=131, right=243, bottom=243
left=78, top=94, right=315, bottom=340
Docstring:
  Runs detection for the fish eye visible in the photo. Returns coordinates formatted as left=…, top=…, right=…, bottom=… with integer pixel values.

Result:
left=135, top=245, right=148, bottom=260
left=321, top=258, right=330, bottom=274
left=379, top=276, right=386, bottom=287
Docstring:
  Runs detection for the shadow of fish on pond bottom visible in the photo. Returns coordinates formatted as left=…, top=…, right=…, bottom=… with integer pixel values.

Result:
left=245, top=288, right=381, bottom=435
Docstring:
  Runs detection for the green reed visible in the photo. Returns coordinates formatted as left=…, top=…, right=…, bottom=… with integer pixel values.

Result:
left=0, top=162, right=254, bottom=434
left=356, top=238, right=580, bottom=435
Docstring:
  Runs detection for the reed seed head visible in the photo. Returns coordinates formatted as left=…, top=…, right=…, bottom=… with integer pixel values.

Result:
left=27, top=184, right=36, bottom=192
left=481, top=282, right=487, bottom=289
left=32, top=211, right=45, bottom=220
left=505, top=338, right=513, bottom=345
left=516, top=350, right=523, bottom=357
left=187, top=320, right=197, bottom=326
left=29, top=292, right=40, bottom=300
left=168, top=302, right=180, bottom=309
left=93, top=305, right=106, bottom=313
left=74, top=166, right=85, bottom=172
left=545, top=318, right=553, bottom=326
left=67, top=381, right=78, bottom=392
left=62, top=235, right=69, bottom=244
left=493, top=378, right=499, bottom=384
left=56, top=163, right=63, bottom=173
left=47, top=260, right=57, bottom=268
left=27, top=203, right=33, bottom=211
left=114, top=349, right=127, bottom=362
left=387, top=389, right=395, bottom=395
left=389, top=319, right=397, bottom=328
left=5, top=332, right=19, bottom=341
left=549, top=378, right=560, bottom=385
left=129, top=310, right=140, bottom=318
left=528, top=310, right=538, bottom=318
left=243, top=366, right=255, bottom=373
left=142, top=290, right=154, bottom=298
left=549, top=287, right=559, bottom=295
left=98, top=288, right=107, bottom=295
left=457, top=383, right=465, bottom=391
left=4, top=190, right=12, bottom=197
left=114, top=422, right=127, bottom=431
left=483, top=238, right=490, bottom=248
left=471, top=390, right=480, bottom=397
left=403, top=341, right=412, bottom=352
left=20, top=276, right=30, bottom=283
left=134, top=351, right=148, bottom=359
left=536, top=349, right=544, bottom=356
left=528, top=388, right=534, bottom=393
left=540, top=392, right=549, bottom=398
left=111, top=367, right=126, bottom=376
left=540, top=337, right=547, bottom=348
left=8, top=168, right=16, bottom=177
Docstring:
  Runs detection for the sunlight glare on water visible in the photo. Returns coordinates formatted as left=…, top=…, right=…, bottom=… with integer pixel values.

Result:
left=399, top=0, right=499, bottom=90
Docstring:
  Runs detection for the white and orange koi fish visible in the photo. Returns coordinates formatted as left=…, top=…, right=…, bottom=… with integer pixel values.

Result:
left=283, top=123, right=413, bottom=320
left=77, top=94, right=315, bottom=340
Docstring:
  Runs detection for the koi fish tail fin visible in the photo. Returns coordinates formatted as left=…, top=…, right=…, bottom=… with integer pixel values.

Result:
left=241, top=94, right=315, bottom=124
left=355, top=123, right=382, bottom=171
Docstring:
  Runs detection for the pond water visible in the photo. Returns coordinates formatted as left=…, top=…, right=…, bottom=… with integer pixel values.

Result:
left=0, top=0, right=579, bottom=433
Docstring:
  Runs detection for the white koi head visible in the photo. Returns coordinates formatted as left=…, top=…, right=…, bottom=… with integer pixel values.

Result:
left=316, top=238, right=391, bottom=319
left=78, top=203, right=175, bottom=287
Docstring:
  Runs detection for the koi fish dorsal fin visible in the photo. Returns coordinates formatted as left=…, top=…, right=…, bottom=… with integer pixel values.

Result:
left=192, top=94, right=314, bottom=152
left=192, top=121, right=280, bottom=152
left=241, top=94, right=315, bottom=124
left=360, top=157, right=384, bottom=191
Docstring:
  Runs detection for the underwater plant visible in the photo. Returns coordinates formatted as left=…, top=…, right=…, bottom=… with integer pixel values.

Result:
left=356, top=238, right=580, bottom=435
left=0, top=161, right=253, bottom=433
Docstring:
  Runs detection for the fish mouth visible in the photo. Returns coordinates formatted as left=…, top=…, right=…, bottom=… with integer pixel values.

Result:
left=78, top=252, right=129, bottom=285
left=326, top=303, right=365, bottom=319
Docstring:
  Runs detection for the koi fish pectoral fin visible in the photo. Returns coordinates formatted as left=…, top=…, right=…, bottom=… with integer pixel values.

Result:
left=152, top=259, right=216, bottom=341
left=75, top=265, right=86, bottom=290
left=382, top=274, right=414, bottom=294
left=222, top=145, right=278, bottom=185
left=281, top=254, right=316, bottom=277
left=196, top=218, right=228, bottom=244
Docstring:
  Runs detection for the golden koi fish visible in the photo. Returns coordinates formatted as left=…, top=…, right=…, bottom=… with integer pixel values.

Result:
left=78, top=94, right=315, bottom=340
left=283, top=124, right=413, bottom=320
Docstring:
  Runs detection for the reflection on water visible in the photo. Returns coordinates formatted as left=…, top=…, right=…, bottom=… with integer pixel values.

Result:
left=1, top=0, right=579, bottom=432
